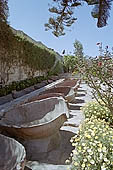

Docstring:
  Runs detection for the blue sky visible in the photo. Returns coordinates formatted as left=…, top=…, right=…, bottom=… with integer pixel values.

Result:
left=8, top=0, right=113, bottom=57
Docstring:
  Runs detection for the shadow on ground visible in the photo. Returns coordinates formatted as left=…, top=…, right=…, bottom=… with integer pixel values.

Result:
left=26, top=130, right=74, bottom=165
left=70, top=99, right=85, bottom=104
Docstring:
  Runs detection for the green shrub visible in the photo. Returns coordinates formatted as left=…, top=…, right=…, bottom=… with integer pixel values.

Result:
left=51, top=61, right=63, bottom=75
left=81, top=100, right=113, bottom=125
left=68, top=117, right=113, bottom=170
left=0, top=76, right=46, bottom=97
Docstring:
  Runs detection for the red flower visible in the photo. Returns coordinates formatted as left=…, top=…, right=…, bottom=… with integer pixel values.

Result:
left=98, top=62, right=102, bottom=66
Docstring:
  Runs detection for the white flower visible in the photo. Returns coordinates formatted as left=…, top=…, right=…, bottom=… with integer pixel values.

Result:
left=83, top=159, right=87, bottom=162
left=81, top=163, right=85, bottom=168
left=102, top=146, right=107, bottom=152
left=82, top=143, right=85, bottom=146
left=65, top=159, right=70, bottom=164
left=101, top=166, right=106, bottom=170
left=87, top=149, right=92, bottom=153
left=104, top=158, right=108, bottom=162
left=100, top=153, right=103, bottom=159
left=90, top=160, right=95, bottom=164
left=98, top=148, right=102, bottom=152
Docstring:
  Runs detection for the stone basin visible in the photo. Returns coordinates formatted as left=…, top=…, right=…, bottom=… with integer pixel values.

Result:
left=56, top=79, right=78, bottom=91
left=0, top=134, right=26, bottom=170
left=40, top=86, right=75, bottom=103
left=23, top=93, right=65, bottom=104
left=0, top=97, right=69, bottom=140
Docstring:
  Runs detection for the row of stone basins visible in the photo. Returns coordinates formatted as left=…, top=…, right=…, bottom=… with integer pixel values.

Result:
left=0, top=77, right=81, bottom=170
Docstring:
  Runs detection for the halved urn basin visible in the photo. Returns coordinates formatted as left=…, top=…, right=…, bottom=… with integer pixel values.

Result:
left=40, top=86, right=75, bottom=102
left=0, top=134, right=26, bottom=170
left=23, top=93, right=65, bottom=104
left=0, top=97, right=69, bottom=140
left=56, top=79, right=78, bottom=90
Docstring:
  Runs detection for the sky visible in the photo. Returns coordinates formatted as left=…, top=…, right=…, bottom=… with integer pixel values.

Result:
left=8, top=0, right=113, bottom=57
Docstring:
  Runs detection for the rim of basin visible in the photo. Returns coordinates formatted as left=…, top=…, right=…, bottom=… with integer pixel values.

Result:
left=0, top=96, right=69, bottom=128
left=24, top=93, right=65, bottom=104
left=40, top=86, right=74, bottom=96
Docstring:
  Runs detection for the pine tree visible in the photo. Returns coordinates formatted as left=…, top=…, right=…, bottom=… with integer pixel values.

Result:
left=45, top=0, right=112, bottom=36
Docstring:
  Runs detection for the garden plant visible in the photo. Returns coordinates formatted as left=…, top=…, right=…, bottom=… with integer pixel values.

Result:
left=68, top=44, right=113, bottom=169
left=68, top=117, right=113, bottom=170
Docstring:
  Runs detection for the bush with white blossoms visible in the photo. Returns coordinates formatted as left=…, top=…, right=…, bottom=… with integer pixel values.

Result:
left=69, top=117, right=113, bottom=170
left=81, top=100, right=113, bottom=125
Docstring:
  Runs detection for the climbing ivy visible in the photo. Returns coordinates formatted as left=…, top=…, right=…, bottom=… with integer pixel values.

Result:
left=17, top=37, right=56, bottom=77
left=0, top=32, right=56, bottom=84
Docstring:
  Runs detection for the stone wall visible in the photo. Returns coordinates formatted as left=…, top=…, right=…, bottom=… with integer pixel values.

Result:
left=0, top=64, right=45, bottom=85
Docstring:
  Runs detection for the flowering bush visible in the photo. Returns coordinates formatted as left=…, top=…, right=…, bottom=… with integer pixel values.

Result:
left=68, top=117, right=113, bottom=170
left=81, top=100, right=113, bottom=125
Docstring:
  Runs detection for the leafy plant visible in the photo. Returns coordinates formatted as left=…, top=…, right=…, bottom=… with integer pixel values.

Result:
left=81, top=100, right=113, bottom=125
left=63, top=55, right=78, bottom=72
left=50, top=60, right=63, bottom=75
left=79, top=45, right=113, bottom=116
left=68, top=117, right=113, bottom=170
left=45, top=0, right=112, bottom=36
left=0, top=76, right=46, bottom=97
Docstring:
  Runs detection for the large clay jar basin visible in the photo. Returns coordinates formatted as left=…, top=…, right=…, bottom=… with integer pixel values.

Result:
left=56, top=79, right=78, bottom=91
left=23, top=93, right=65, bottom=104
left=40, top=86, right=75, bottom=102
left=0, top=134, right=26, bottom=170
left=0, top=97, right=69, bottom=140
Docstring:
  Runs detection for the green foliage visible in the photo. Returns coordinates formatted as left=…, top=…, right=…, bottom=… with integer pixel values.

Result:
left=46, top=0, right=112, bottom=36
left=45, top=0, right=77, bottom=37
left=74, top=40, right=84, bottom=58
left=0, top=0, right=8, bottom=23
left=82, top=100, right=113, bottom=125
left=68, top=117, right=113, bottom=170
left=0, top=26, right=20, bottom=85
left=63, top=55, right=78, bottom=72
left=0, top=76, right=46, bottom=97
left=50, top=60, right=63, bottom=75
left=0, top=33, right=56, bottom=84
left=0, top=1, right=16, bottom=52
left=17, top=38, right=56, bottom=76
left=81, top=48, right=113, bottom=116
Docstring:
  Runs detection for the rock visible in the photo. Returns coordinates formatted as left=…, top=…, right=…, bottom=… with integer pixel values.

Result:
left=0, top=94, right=13, bottom=105
left=0, top=134, right=26, bottom=170
left=34, top=82, right=47, bottom=90
left=12, top=90, right=26, bottom=99
left=24, top=86, right=35, bottom=94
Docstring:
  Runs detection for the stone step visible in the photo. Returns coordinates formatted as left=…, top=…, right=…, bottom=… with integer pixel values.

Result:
left=61, top=125, right=79, bottom=134
left=26, top=161, right=69, bottom=170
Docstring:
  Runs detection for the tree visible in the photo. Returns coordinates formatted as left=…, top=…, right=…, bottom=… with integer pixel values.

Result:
left=74, top=39, right=84, bottom=58
left=63, top=54, right=77, bottom=72
left=0, top=0, right=20, bottom=85
left=45, top=0, right=112, bottom=37
left=79, top=46, right=113, bottom=115
left=0, top=0, right=8, bottom=23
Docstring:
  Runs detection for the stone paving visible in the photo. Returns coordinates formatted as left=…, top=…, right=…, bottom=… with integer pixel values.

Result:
left=25, top=82, right=93, bottom=170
